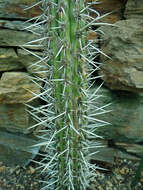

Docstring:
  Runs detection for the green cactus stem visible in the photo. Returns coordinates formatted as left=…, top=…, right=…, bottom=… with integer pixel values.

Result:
left=21, top=0, right=109, bottom=189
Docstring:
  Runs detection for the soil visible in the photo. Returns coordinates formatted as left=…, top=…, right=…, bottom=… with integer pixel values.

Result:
left=90, top=158, right=143, bottom=190
left=0, top=157, right=142, bottom=190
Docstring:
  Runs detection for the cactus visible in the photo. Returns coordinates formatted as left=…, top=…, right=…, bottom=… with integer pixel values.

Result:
left=21, top=0, right=109, bottom=189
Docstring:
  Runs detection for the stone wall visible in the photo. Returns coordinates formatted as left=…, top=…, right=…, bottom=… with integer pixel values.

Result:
left=93, top=0, right=143, bottom=163
left=0, top=0, right=43, bottom=166
left=0, top=0, right=143, bottom=166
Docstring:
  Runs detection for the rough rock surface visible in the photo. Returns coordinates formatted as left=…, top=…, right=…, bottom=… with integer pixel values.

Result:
left=18, top=49, right=47, bottom=78
left=124, top=0, right=143, bottom=19
left=0, top=48, right=24, bottom=71
left=0, top=0, right=42, bottom=20
left=90, top=140, right=140, bottom=164
left=0, top=130, right=39, bottom=166
left=0, top=29, right=39, bottom=49
left=0, top=104, right=29, bottom=133
left=91, top=86, right=143, bottom=143
left=99, top=19, right=143, bottom=92
left=0, top=0, right=44, bottom=166
left=89, top=0, right=127, bottom=23
left=0, top=19, right=31, bottom=31
left=0, top=48, right=46, bottom=78
left=1, top=0, right=143, bottom=167
left=0, top=72, right=40, bottom=104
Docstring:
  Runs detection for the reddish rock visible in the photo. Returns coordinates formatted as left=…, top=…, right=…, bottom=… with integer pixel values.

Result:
left=0, top=0, right=42, bottom=20
left=99, top=19, right=143, bottom=92
left=88, top=0, right=127, bottom=23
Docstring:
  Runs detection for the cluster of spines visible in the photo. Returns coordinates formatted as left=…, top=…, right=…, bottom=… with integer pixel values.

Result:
left=21, top=1, right=110, bottom=190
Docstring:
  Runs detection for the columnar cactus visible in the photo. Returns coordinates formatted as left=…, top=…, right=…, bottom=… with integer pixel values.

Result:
left=22, top=0, right=109, bottom=189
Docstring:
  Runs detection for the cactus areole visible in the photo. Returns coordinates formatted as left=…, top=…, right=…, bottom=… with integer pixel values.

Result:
left=23, top=0, right=108, bottom=190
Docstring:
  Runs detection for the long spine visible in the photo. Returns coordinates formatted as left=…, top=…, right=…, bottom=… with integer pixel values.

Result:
left=22, top=1, right=108, bottom=189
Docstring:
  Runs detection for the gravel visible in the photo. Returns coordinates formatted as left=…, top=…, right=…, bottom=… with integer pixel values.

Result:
left=0, top=157, right=142, bottom=190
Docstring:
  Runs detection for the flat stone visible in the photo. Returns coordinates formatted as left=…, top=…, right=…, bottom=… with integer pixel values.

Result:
left=0, top=0, right=42, bottom=20
left=124, top=0, right=143, bottom=19
left=0, top=72, right=40, bottom=104
left=0, top=29, right=40, bottom=50
left=88, top=0, right=127, bottom=23
left=0, top=48, right=24, bottom=71
left=99, top=19, right=143, bottom=92
left=0, top=19, right=31, bottom=31
left=89, top=86, right=143, bottom=143
left=0, top=103, right=30, bottom=133
left=0, top=130, right=39, bottom=166
left=83, top=140, right=140, bottom=164
left=90, top=146, right=139, bottom=164
left=18, top=49, right=47, bottom=78
left=115, top=142, right=143, bottom=158
left=0, top=48, right=46, bottom=78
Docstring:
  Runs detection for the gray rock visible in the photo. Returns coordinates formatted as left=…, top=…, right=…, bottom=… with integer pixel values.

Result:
left=0, top=29, right=41, bottom=50
left=0, top=48, right=24, bottom=71
left=0, top=130, right=39, bottom=166
left=124, top=0, right=143, bottom=19
left=18, top=49, right=47, bottom=79
left=90, top=85, right=143, bottom=143
left=0, top=72, right=40, bottom=104
left=89, top=140, right=139, bottom=164
left=0, top=96, right=40, bottom=134
left=115, top=142, right=143, bottom=158
left=0, top=19, right=31, bottom=31
left=99, top=19, right=143, bottom=92
left=0, top=19, right=41, bottom=37
left=0, top=103, right=30, bottom=134
left=0, top=48, right=46, bottom=79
